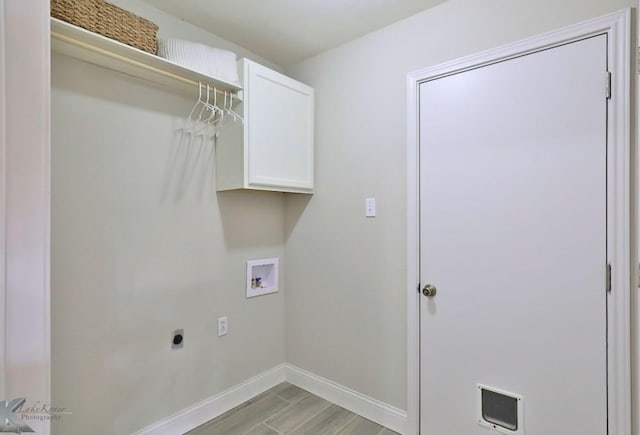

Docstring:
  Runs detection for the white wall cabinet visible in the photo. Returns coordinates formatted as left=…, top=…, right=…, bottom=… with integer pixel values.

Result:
left=216, top=59, right=314, bottom=194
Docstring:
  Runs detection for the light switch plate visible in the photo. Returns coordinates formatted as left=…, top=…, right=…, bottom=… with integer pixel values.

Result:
left=217, top=317, right=228, bottom=337
left=366, top=197, right=376, bottom=217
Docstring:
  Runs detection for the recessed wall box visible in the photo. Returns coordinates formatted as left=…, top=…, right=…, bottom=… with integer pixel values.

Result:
left=247, top=258, right=279, bottom=298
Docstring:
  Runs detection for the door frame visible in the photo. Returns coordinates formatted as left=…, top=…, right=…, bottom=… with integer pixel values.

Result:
left=406, top=9, right=633, bottom=435
left=0, top=0, right=7, bottom=400
left=0, top=0, right=6, bottom=402
left=1, top=2, right=51, bottom=434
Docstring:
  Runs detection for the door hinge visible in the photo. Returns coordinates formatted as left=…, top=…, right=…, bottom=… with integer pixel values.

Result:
left=606, top=71, right=612, bottom=100
left=606, top=263, right=612, bottom=292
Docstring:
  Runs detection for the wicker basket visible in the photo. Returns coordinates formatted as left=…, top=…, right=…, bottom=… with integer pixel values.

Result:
left=51, top=0, right=158, bottom=54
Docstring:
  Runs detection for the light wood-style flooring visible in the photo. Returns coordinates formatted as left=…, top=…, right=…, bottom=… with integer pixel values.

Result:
left=185, top=383, right=400, bottom=435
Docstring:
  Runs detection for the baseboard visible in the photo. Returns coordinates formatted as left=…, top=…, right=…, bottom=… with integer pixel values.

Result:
left=134, top=363, right=407, bottom=435
left=284, top=364, right=407, bottom=434
left=133, top=364, right=287, bottom=435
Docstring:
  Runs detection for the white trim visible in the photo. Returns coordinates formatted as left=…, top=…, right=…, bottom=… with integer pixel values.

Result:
left=44, top=9, right=53, bottom=427
left=406, top=60, right=420, bottom=435
left=284, top=364, right=407, bottom=434
left=406, top=9, right=633, bottom=435
left=634, top=5, right=640, bottom=435
left=134, top=363, right=407, bottom=435
left=133, top=364, right=287, bottom=435
left=606, top=10, right=633, bottom=435
left=0, top=0, right=6, bottom=401
left=3, top=4, right=51, bottom=435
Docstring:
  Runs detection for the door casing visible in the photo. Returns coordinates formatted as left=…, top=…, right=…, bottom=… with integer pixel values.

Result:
left=1, top=2, right=51, bottom=434
left=406, top=9, right=633, bottom=435
left=0, top=0, right=6, bottom=401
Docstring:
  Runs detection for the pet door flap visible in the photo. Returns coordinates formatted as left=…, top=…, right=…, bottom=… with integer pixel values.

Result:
left=477, top=384, right=524, bottom=434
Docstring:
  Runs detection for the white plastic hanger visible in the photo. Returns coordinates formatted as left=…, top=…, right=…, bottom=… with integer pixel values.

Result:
left=196, top=84, right=212, bottom=122
left=185, top=82, right=205, bottom=127
left=186, top=82, right=243, bottom=137
left=202, top=85, right=219, bottom=123
left=227, top=92, right=244, bottom=123
left=194, top=85, right=224, bottom=136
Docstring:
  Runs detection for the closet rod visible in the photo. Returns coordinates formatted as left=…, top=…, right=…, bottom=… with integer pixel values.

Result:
left=52, top=31, right=237, bottom=97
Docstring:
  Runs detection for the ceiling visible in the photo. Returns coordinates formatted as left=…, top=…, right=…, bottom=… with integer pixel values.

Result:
left=144, top=0, right=447, bottom=66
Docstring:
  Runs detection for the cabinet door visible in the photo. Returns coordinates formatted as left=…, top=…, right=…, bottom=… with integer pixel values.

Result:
left=245, top=61, right=314, bottom=193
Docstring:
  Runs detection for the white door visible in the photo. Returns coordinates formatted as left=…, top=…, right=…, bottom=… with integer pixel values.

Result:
left=420, top=35, right=608, bottom=434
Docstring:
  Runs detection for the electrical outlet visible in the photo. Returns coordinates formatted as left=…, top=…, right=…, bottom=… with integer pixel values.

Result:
left=172, top=328, right=184, bottom=349
left=217, top=317, right=228, bottom=337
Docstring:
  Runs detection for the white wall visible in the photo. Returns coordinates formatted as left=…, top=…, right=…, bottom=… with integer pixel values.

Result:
left=49, top=0, right=639, bottom=432
left=2, top=1, right=51, bottom=434
left=51, top=3, right=286, bottom=434
left=285, top=0, right=637, bottom=412
left=112, top=0, right=282, bottom=72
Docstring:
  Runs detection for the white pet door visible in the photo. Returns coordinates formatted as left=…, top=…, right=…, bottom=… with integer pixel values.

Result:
left=477, top=385, right=524, bottom=434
